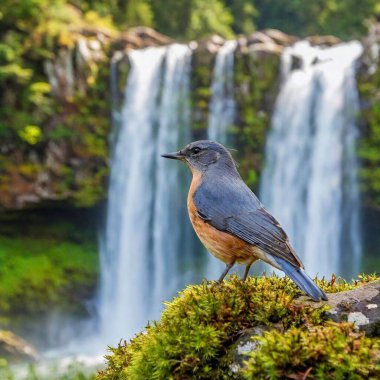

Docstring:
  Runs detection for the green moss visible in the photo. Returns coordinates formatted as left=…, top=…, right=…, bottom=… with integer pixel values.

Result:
left=0, top=209, right=99, bottom=320
left=243, top=323, right=380, bottom=379
left=98, top=275, right=379, bottom=380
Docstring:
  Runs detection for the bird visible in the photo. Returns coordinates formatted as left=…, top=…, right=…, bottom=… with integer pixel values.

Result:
left=161, top=140, right=328, bottom=302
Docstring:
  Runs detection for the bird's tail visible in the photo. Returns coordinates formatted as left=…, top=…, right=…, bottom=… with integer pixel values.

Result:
left=274, top=257, right=328, bottom=301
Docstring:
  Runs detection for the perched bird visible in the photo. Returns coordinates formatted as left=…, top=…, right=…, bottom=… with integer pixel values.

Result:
left=162, top=140, right=328, bottom=301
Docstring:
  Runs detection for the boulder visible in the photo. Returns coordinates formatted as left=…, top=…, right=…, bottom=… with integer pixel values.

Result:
left=197, top=34, right=225, bottom=55
left=262, top=28, right=298, bottom=45
left=247, top=31, right=274, bottom=46
left=307, top=35, right=342, bottom=46
left=249, top=42, right=284, bottom=57
left=128, top=26, right=173, bottom=47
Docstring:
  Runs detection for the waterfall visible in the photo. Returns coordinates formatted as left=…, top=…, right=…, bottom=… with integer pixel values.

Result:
left=208, top=40, right=237, bottom=144
left=206, top=40, right=237, bottom=277
left=260, top=41, right=363, bottom=278
left=98, top=44, right=194, bottom=344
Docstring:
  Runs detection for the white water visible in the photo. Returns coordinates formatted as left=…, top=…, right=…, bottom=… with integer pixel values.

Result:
left=208, top=40, right=237, bottom=144
left=98, top=44, right=196, bottom=344
left=206, top=40, right=237, bottom=278
left=260, top=41, right=363, bottom=278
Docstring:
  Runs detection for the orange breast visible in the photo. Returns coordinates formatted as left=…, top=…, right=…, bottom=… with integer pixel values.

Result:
left=187, top=170, right=258, bottom=265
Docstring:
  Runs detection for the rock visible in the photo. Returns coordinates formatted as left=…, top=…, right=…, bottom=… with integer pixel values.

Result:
left=0, top=330, right=39, bottom=363
left=229, top=324, right=284, bottom=373
left=197, top=34, right=225, bottom=55
left=113, top=32, right=145, bottom=50
left=230, top=326, right=267, bottom=372
left=128, top=26, right=173, bottom=47
left=45, top=49, right=75, bottom=99
left=307, top=35, right=342, bottom=46
left=262, top=28, right=298, bottom=45
left=247, top=31, right=274, bottom=46
left=298, top=280, right=380, bottom=336
left=249, top=42, right=284, bottom=57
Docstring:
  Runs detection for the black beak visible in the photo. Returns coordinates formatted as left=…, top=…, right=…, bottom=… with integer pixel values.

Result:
left=161, top=151, right=184, bottom=160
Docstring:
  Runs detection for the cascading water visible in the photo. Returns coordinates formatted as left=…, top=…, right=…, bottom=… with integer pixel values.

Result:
left=206, top=40, right=237, bottom=277
left=151, top=44, right=194, bottom=314
left=208, top=40, right=237, bottom=144
left=98, top=44, right=197, bottom=344
left=260, top=41, right=363, bottom=278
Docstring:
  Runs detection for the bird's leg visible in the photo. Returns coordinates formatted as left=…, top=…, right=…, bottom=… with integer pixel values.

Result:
left=218, top=262, right=235, bottom=283
left=243, top=263, right=253, bottom=282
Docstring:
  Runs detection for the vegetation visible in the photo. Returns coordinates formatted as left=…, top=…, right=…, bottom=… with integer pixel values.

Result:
left=67, top=1, right=380, bottom=40
left=243, top=323, right=380, bottom=379
left=1, top=1, right=380, bottom=378
left=1, top=0, right=380, bottom=209
left=0, top=209, right=99, bottom=326
left=97, top=274, right=379, bottom=380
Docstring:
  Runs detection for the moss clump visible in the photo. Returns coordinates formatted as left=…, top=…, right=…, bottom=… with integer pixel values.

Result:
left=243, top=322, right=380, bottom=379
left=98, top=275, right=380, bottom=380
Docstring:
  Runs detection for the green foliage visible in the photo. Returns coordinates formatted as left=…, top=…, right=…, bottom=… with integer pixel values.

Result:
left=97, top=275, right=378, bottom=380
left=187, top=0, right=234, bottom=39
left=226, top=0, right=257, bottom=34
left=243, top=323, right=380, bottom=379
left=253, top=0, right=378, bottom=39
left=18, top=125, right=42, bottom=145
left=125, top=0, right=154, bottom=27
left=0, top=210, right=99, bottom=318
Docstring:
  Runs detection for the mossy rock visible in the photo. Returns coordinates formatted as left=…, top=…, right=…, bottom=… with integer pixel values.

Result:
left=97, top=274, right=379, bottom=380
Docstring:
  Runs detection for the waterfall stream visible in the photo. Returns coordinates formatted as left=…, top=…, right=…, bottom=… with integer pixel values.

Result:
left=260, top=41, right=363, bottom=278
left=99, top=44, right=198, bottom=344
left=206, top=40, right=238, bottom=278
left=97, top=39, right=364, bottom=347
left=208, top=40, right=237, bottom=144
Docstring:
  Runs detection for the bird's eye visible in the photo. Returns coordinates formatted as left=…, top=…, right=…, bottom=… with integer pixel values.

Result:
left=191, top=147, right=201, bottom=154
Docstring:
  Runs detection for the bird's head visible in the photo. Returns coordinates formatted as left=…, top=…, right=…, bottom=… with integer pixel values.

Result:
left=161, top=140, right=237, bottom=174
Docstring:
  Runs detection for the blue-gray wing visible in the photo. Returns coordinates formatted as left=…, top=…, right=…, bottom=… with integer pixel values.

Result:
left=194, top=175, right=303, bottom=268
